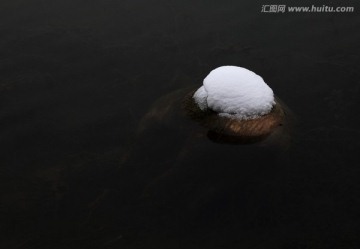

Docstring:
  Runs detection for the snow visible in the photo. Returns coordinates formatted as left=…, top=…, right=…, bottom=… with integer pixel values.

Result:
left=193, top=66, right=275, bottom=120
left=193, top=86, right=208, bottom=111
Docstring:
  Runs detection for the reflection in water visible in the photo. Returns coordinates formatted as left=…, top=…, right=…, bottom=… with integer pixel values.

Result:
left=116, top=87, right=295, bottom=247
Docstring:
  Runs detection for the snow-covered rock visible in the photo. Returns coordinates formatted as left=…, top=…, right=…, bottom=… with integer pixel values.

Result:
left=193, top=66, right=275, bottom=120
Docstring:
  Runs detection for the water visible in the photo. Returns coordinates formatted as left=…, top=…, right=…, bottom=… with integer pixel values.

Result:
left=1, top=0, right=360, bottom=248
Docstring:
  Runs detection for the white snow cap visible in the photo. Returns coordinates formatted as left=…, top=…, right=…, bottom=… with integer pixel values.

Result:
left=193, top=66, right=275, bottom=120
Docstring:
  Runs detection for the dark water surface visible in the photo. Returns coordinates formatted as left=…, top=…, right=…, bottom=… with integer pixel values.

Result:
left=1, top=0, right=360, bottom=248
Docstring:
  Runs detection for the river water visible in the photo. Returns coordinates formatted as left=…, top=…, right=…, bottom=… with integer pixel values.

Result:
left=1, top=0, right=360, bottom=248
